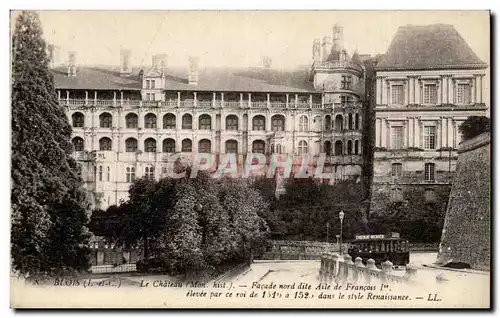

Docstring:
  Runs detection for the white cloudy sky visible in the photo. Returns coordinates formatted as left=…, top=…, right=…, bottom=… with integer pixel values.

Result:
left=21, top=10, right=490, bottom=69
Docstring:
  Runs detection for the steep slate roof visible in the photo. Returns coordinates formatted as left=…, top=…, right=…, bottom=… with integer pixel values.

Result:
left=52, top=65, right=317, bottom=93
left=376, top=24, right=488, bottom=71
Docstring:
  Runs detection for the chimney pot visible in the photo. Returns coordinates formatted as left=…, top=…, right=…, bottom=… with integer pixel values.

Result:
left=188, top=57, right=199, bottom=85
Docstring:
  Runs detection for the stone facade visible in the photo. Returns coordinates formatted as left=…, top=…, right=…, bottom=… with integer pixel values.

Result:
left=54, top=23, right=367, bottom=210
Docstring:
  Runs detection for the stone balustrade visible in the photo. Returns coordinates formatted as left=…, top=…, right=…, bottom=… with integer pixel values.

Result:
left=319, top=253, right=418, bottom=285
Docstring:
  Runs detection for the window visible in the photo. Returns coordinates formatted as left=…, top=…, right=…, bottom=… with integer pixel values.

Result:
left=391, top=126, right=404, bottom=149
left=126, top=113, right=138, bottom=128
left=299, top=115, right=308, bottom=132
left=324, top=141, right=332, bottom=155
left=145, top=80, right=150, bottom=89
left=145, top=93, right=150, bottom=101
left=99, top=137, right=112, bottom=151
left=298, top=140, right=308, bottom=154
left=354, top=140, right=360, bottom=155
left=425, top=163, right=435, bottom=182
left=457, top=83, right=471, bottom=105
left=199, top=115, right=211, bottom=130
left=163, top=139, right=175, bottom=153
left=340, top=95, right=353, bottom=106
left=324, top=115, right=331, bottom=130
left=226, top=115, right=238, bottom=130
left=145, top=166, right=154, bottom=181
left=391, top=85, right=404, bottom=105
left=98, top=166, right=103, bottom=182
left=199, top=139, right=211, bottom=153
left=391, top=188, right=403, bottom=202
left=355, top=113, right=360, bottom=130
left=334, top=141, right=343, bottom=155
left=182, top=114, right=193, bottom=129
left=275, top=144, right=283, bottom=154
left=225, top=140, right=238, bottom=154
left=341, top=75, right=352, bottom=90
left=72, top=137, right=84, bottom=152
left=72, top=112, right=84, bottom=127
left=163, top=114, right=176, bottom=129
left=423, top=84, right=438, bottom=104
left=335, top=115, right=343, bottom=132
left=144, top=113, right=157, bottom=129
left=150, top=80, right=155, bottom=89
left=347, top=140, right=353, bottom=155
left=271, top=115, right=285, bottom=131
left=253, top=115, right=266, bottom=131
left=423, top=126, right=436, bottom=150
left=181, top=139, right=192, bottom=152
left=144, top=138, right=156, bottom=153
left=348, top=114, right=353, bottom=130
left=107, top=166, right=110, bottom=182
left=125, top=138, right=138, bottom=152
left=391, top=163, right=402, bottom=177
left=252, top=140, right=265, bottom=154
left=99, top=113, right=112, bottom=128
left=93, top=166, right=97, bottom=182
left=425, top=189, right=436, bottom=202
left=126, top=167, right=135, bottom=183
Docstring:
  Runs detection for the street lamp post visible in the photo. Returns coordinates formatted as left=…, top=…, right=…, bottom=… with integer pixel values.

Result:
left=326, top=222, right=330, bottom=244
left=339, top=210, right=345, bottom=255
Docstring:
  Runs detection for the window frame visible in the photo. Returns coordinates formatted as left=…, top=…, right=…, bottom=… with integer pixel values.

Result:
left=391, top=126, right=404, bottom=150
left=253, top=115, right=266, bottom=131
left=390, top=84, right=404, bottom=105
left=424, top=163, right=436, bottom=183
left=423, top=125, right=437, bottom=150
left=163, top=113, right=176, bottom=129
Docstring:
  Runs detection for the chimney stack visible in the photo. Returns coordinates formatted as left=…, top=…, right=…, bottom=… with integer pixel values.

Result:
left=120, top=49, right=132, bottom=76
left=152, top=54, right=167, bottom=75
left=188, top=57, right=199, bottom=85
left=47, top=44, right=61, bottom=69
left=262, top=56, right=272, bottom=69
left=312, top=38, right=321, bottom=63
left=322, top=37, right=333, bottom=62
left=332, top=23, right=344, bottom=52
left=68, top=51, right=76, bottom=76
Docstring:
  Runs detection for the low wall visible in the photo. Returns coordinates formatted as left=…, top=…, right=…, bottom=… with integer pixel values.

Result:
left=318, top=253, right=418, bottom=285
left=258, top=240, right=349, bottom=260
left=88, top=248, right=144, bottom=267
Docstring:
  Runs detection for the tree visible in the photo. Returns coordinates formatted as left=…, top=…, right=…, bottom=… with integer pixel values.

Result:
left=459, top=116, right=490, bottom=141
left=11, top=11, right=91, bottom=276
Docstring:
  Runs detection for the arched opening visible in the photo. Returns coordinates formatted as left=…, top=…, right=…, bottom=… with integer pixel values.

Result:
left=181, top=139, right=192, bottom=152
left=182, top=114, right=193, bottom=129
left=198, top=139, right=211, bottom=153
left=99, top=112, right=112, bottom=128
left=271, top=114, right=285, bottom=131
left=72, top=137, right=84, bottom=152
left=298, top=140, right=308, bottom=154
left=252, top=140, right=265, bottom=154
left=335, top=115, right=343, bottom=132
left=226, top=115, right=239, bottom=130
left=99, top=137, right=112, bottom=151
left=334, top=140, right=343, bottom=155
left=72, top=112, right=84, bottom=128
left=324, top=115, right=331, bottom=131
left=348, top=113, right=353, bottom=130
left=199, top=114, right=212, bottom=130
left=225, top=140, right=238, bottom=153
left=125, top=113, right=138, bottom=128
left=163, top=138, right=175, bottom=153
left=252, top=115, right=266, bottom=131
left=324, top=141, right=332, bottom=155
left=354, top=140, right=360, bottom=155
left=347, top=140, right=353, bottom=155
left=144, top=138, right=157, bottom=152
left=125, top=138, right=138, bottom=152
left=163, top=113, right=176, bottom=129
left=144, top=113, right=157, bottom=129
left=355, top=113, right=360, bottom=130
left=299, top=115, right=308, bottom=132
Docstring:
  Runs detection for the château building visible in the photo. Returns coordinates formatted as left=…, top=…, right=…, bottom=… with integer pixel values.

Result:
left=369, top=24, right=489, bottom=214
left=51, top=23, right=368, bottom=209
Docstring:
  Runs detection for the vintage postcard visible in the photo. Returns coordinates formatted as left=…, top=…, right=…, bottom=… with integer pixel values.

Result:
left=10, top=10, right=491, bottom=309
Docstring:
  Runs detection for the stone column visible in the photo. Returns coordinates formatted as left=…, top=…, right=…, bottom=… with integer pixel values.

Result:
left=375, top=118, right=381, bottom=147
left=441, top=76, right=447, bottom=104
left=193, top=92, right=197, bottom=107
left=240, top=93, right=244, bottom=108
left=447, top=118, right=454, bottom=148
left=441, top=117, right=447, bottom=148
left=177, top=92, right=181, bottom=107
left=85, top=91, right=88, bottom=105
left=471, top=78, right=476, bottom=104
left=381, top=118, right=387, bottom=148
left=437, top=80, right=442, bottom=105
left=415, top=79, right=421, bottom=105
left=66, top=90, right=69, bottom=102
left=415, top=118, right=421, bottom=148
left=376, top=77, right=382, bottom=105
left=248, top=93, right=252, bottom=108
left=267, top=93, right=271, bottom=108
left=120, top=91, right=124, bottom=105
left=404, top=79, right=409, bottom=106
left=221, top=92, right=225, bottom=108
left=286, top=94, right=289, bottom=108
left=448, top=77, right=454, bottom=105
left=113, top=91, right=117, bottom=105
left=408, top=117, right=414, bottom=147
left=381, top=78, right=388, bottom=105
left=295, top=94, right=298, bottom=108
left=213, top=92, right=216, bottom=107
left=408, top=77, right=414, bottom=105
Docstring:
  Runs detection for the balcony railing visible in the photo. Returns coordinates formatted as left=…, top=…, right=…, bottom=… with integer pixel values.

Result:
left=296, top=102, right=310, bottom=109
left=270, top=102, right=287, bottom=109
left=196, top=101, right=212, bottom=108
left=311, top=103, right=322, bottom=109
left=252, top=101, right=267, bottom=108
left=223, top=101, right=240, bottom=108
left=181, top=100, right=194, bottom=107
left=313, top=60, right=363, bottom=72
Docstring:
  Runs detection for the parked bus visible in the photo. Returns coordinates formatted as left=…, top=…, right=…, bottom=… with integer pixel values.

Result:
left=347, top=232, right=410, bottom=268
